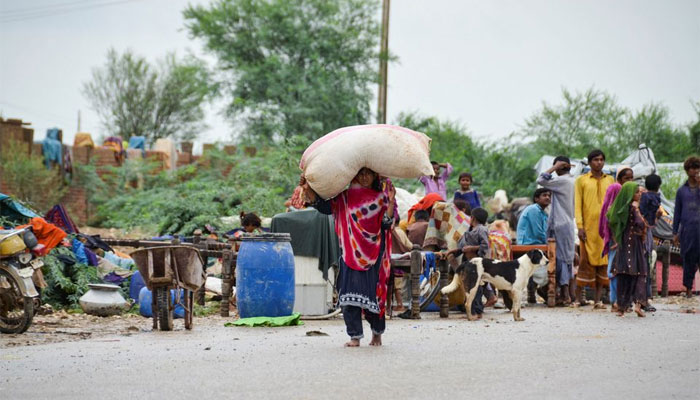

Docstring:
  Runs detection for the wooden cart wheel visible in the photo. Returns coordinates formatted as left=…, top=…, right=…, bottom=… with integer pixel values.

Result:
left=184, top=290, right=194, bottom=330
left=155, top=286, right=173, bottom=331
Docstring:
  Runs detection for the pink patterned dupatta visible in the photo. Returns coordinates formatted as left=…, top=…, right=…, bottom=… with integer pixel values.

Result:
left=332, top=181, right=394, bottom=316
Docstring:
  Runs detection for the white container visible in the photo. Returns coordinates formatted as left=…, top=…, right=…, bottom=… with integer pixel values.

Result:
left=79, top=284, right=129, bottom=317
left=293, top=256, right=334, bottom=316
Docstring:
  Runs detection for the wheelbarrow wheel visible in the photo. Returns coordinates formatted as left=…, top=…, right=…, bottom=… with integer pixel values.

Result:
left=155, top=287, right=173, bottom=331
left=184, top=290, right=193, bottom=330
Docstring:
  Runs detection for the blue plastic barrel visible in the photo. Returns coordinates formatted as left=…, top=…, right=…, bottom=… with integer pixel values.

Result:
left=236, top=233, right=295, bottom=318
left=138, top=287, right=185, bottom=319
left=130, top=271, right=146, bottom=302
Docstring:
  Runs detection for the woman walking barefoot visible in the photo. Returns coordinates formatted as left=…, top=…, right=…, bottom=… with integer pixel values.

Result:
left=607, top=182, right=648, bottom=317
left=303, top=168, right=396, bottom=346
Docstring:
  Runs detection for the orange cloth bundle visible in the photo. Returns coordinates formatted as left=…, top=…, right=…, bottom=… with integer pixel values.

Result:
left=19, top=217, right=67, bottom=252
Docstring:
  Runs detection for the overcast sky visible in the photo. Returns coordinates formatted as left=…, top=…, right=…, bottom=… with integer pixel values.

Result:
left=1, top=0, right=698, bottom=150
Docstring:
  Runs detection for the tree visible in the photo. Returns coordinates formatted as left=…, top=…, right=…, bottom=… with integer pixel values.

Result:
left=83, top=48, right=214, bottom=143
left=690, top=101, right=700, bottom=153
left=395, top=112, right=536, bottom=199
left=184, top=0, right=380, bottom=141
left=518, top=87, right=693, bottom=162
left=519, top=88, right=627, bottom=160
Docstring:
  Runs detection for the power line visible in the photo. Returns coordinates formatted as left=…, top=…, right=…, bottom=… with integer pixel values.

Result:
left=0, top=100, right=80, bottom=128
left=1, top=0, right=98, bottom=16
left=0, top=0, right=145, bottom=24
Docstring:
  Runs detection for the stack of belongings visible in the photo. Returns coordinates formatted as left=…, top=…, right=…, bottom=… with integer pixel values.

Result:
left=299, top=124, right=434, bottom=200
left=42, top=128, right=62, bottom=169
left=75, top=233, right=134, bottom=283
left=127, top=136, right=146, bottom=159
left=73, top=132, right=95, bottom=148
left=103, top=136, right=126, bottom=165
left=45, top=204, right=79, bottom=234
left=153, top=138, right=178, bottom=170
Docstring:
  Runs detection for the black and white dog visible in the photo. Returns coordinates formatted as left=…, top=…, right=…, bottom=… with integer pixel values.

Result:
left=441, top=249, right=548, bottom=321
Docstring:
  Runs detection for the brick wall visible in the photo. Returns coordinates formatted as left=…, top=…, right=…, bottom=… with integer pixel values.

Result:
left=0, top=125, right=249, bottom=226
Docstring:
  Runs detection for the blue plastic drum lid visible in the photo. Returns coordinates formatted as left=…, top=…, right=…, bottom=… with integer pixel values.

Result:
left=236, top=233, right=295, bottom=318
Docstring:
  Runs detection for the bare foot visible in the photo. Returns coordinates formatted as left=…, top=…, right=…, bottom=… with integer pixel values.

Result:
left=611, top=303, right=619, bottom=313
left=344, top=339, right=360, bottom=347
left=634, top=304, right=646, bottom=318
left=393, top=306, right=407, bottom=312
left=369, top=334, right=382, bottom=346
left=617, top=311, right=625, bottom=317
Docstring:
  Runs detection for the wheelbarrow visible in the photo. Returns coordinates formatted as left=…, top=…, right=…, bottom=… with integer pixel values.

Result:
left=131, top=246, right=206, bottom=331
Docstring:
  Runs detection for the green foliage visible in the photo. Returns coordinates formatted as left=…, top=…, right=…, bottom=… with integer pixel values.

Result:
left=0, top=141, right=67, bottom=213
left=194, top=300, right=222, bottom=317
left=82, top=48, right=215, bottom=143
left=83, top=136, right=310, bottom=235
left=690, top=101, right=700, bottom=153
left=41, top=246, right=102, bottom=309
left=395, top=88, right=695, bottom=201
left=657, top=166, right=686, bottom=201
left=519, top=87, right=694, bottom=163
left=394, top=112, right=538, bottom=199
left=184, top=0, right=380, bottom=141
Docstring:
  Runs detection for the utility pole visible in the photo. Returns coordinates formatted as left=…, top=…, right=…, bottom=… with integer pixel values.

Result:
left=377, top=0, right=390, bottom=124
left=77, top=110, right=81, bottom=132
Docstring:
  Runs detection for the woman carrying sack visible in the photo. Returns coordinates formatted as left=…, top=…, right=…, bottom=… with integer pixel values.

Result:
left=303, top=168, right=396, bottom=347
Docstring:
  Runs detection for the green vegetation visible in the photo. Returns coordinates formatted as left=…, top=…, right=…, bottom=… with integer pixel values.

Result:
left=184, top=0, right=380, bottom=142
left=83, top=48, right=215, bottom=144
left=0, top=141, right=67, bottom=214
left=76, top=136, right=309, bottom=235
left=397, top=88, right=698, bottom=200
left=41, top=246, right=102, bottom=309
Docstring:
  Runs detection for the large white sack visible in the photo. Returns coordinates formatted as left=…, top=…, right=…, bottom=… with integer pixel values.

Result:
left=300, top=124, right=433, bottom=199
left=395, top=187, right=418, bottom=221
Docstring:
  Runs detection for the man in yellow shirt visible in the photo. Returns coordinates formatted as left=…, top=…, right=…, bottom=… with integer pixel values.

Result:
left=575, top=149, right=615, bottom=308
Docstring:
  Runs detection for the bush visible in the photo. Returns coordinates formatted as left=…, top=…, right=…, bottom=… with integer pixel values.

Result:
left=78, top=136, right=311, bottom=236
left=0, top=141, right=67, bottom=213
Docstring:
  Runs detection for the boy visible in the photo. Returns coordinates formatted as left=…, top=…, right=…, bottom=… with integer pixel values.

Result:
left=453, top=172, right=481, bottom=211
left=673, top=156, right=700, bottom=298
left=639, top=174, right=663, bottom=312
left=456, top=207, right=490, bottom=319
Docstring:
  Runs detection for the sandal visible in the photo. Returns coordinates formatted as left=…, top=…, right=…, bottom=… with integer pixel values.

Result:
left=594, top=302, right=607, bottom=310
left=642, top=305, right=656, bottom=312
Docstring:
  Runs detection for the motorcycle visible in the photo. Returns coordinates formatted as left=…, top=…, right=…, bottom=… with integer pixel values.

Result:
left=0, top=227, right=47, bottom=334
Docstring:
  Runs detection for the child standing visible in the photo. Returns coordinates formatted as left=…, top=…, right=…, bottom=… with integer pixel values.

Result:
left=453, top=173, right=481, bottom=211
left=639, top=174, right=663, bottom=311
left=457, top=207, right=490, bottom=319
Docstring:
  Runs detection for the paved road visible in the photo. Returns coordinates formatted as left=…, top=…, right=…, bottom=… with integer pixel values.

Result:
left=2, top=302, right=699, bottom=399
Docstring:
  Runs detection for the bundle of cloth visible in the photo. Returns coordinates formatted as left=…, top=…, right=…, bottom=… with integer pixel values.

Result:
left=42, top=128, right=62, bottom=169
left=103, top=136, right=126, bottom=164
left=73, top=132, right=95, bottom=148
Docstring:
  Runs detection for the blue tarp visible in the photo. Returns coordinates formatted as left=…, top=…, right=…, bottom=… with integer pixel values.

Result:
left=0, top=193, right=39, bottom=226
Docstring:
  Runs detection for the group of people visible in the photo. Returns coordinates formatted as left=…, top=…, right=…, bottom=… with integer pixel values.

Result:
left=518, top=152, right=700, bottom=318
left=298, top=153, right=700, bottom=346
